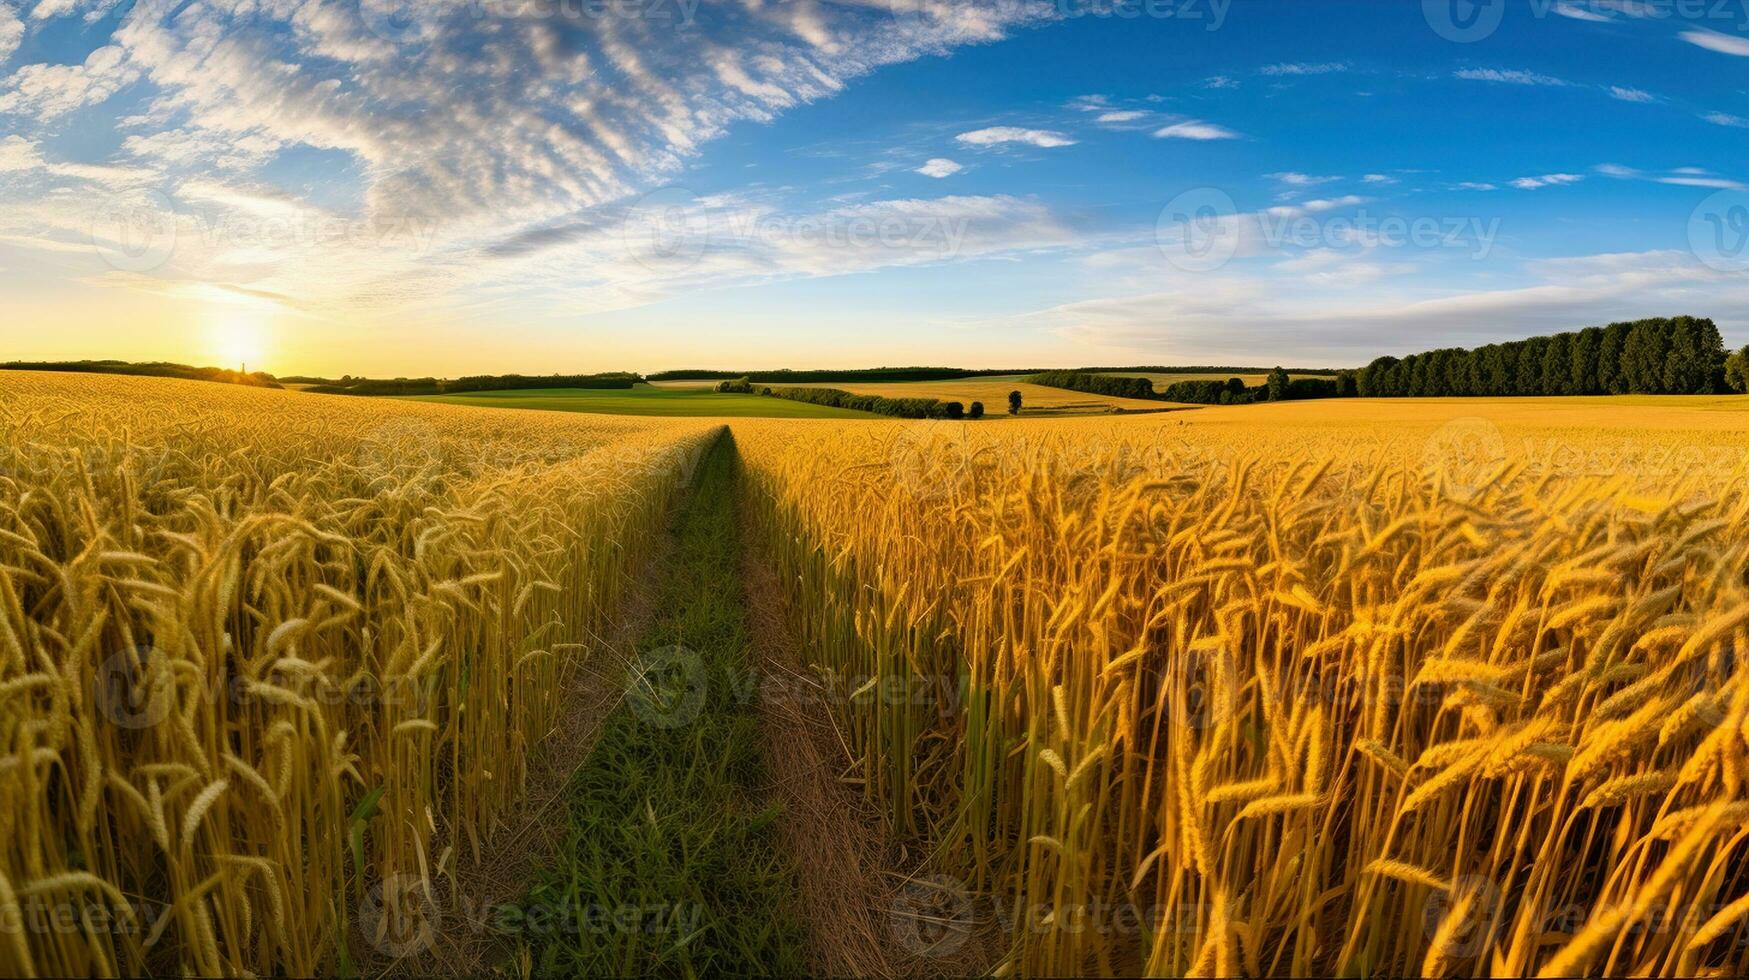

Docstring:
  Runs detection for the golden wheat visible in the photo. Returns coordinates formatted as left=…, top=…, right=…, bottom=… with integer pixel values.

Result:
left=736, top=403, right=1749, bottom=977
left=0, top=372, right=716, bottom=976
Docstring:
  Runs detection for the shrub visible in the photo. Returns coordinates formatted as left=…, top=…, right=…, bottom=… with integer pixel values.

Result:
left=968, top=401, right=985, bottom=419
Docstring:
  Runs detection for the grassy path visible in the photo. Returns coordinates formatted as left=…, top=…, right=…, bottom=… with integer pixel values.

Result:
left=514, top=432, right=805, bottom=976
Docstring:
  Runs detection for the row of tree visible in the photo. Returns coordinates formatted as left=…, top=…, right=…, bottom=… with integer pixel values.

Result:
left=1358, top=317, right=1732, bottom=398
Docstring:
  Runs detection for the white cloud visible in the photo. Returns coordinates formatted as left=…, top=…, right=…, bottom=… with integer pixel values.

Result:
left=1553, top=2, right=1613, bottom=21
left=1204, top=75, right=1237, bottom=89
left=1153, top=120, right=1239, bottom=140
left=1511, top=173, right=1585, bottom=189
left=1269, top=172, right=1339, bottom=187
left=1703, top=111, right=1749, bottom=128
left=1609, top=85, right=1655, bottom=103
left=0, top=44, right=137, bottom=118
left=1681, top=28, right=1749, bottom=56
left=1454, top=68, right=1570, bottom=86
left=955, top=126, right=1077, bottom=148
left=0, top=0, right=1058, bottom=321
left=1456, top=182, right=1499, bottom=191
left=916, top=157, right=962, bottom=179
left=0, top=4, right=21, bottom=66
left=999, top=249, right=1746, bottom=364
left=1300, top=195, right=1367, bottom=213
left=1595, top=163, right=1640, bottom=178
left=1362, top=173, right=1397, bottom=184
left=1260, top=62, right=1348, bottom=76
left=1095, top=110, right=1146, bottom=124
left=1659, top=175, right=1745, bottom=189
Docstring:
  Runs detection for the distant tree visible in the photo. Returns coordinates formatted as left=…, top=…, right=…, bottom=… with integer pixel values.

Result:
left=1008, top=390, right=1023, bottom=415
left=1598, top=322, right=1628, bottom=394
left=1541, top=334, right=1572, bottom=396
left=1335, top=370, right=1358, bottom=398
left=1726, top=345, right=1749, bottom=394
left=1623, top=322, right=1665, bottom=393
left=1357, top=356, right=1397, bottom=398
left=1266, top=366, right=1289, bottom=402
left=944, top=401, right=965, bottom=420
left=1226, top=377, right=1247, bottom=399
left=761, top=386, right=773, bottom=396
left=968, top=401, right=985, bottom=419
left=1571, top=327, right=1601, bottom=395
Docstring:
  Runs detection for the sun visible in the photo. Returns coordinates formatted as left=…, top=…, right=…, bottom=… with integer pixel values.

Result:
left=206, top=307, right=272, bottom=372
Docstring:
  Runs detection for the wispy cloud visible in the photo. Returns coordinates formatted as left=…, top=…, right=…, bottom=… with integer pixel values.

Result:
left=1681, top=28, right=1749, bottom=56
left=1703, top=111, right=1749, bottom=128
left=1260, top=62, right=1349, bottom=76
left=1153, top=120, right=1240, bottom=140
left=1511, top=173, right=1585, bottom=189
left=1269, top=172, right=1340, bottom=187
left=956, top=126, right=1078, bottom=148
left=1609, top=85, right=1656, bottom=103
left=1454, top=68, right=1571, bottom=86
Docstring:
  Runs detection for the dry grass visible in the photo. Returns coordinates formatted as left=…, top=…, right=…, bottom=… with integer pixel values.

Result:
left=0, top=372, right=716, bottom=977
left=736, top=405, right=1749, bottom=977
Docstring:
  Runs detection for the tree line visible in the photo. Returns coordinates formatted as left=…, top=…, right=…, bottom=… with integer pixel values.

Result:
left=1358, top=317, right=1733, bottom=398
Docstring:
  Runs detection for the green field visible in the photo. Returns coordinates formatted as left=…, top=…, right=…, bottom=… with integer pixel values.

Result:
left=404, top=384, right=873, bottom=418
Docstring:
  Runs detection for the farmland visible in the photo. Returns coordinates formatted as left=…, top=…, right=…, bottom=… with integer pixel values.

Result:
left=405, top=383, right=873, bottom=418
left=651, top=376, right=1177, bottom=415
left=4, top=371, right=1749, bottom=977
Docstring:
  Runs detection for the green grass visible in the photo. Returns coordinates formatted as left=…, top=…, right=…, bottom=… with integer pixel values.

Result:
left=512, top=432, right=805, bottom=977
left=403, top=384, right=871, bottom=418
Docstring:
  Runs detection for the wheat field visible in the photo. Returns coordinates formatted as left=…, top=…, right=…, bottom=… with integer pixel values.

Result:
left=6, top=372, right=1749, bottom=977
left=736, top=404, right=1749, bottom=977
left=0, top=372, right=717, bottom=976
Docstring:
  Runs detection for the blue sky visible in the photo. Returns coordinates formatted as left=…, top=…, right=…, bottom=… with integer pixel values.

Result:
left=1, top=0, right=1747, bottom=374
